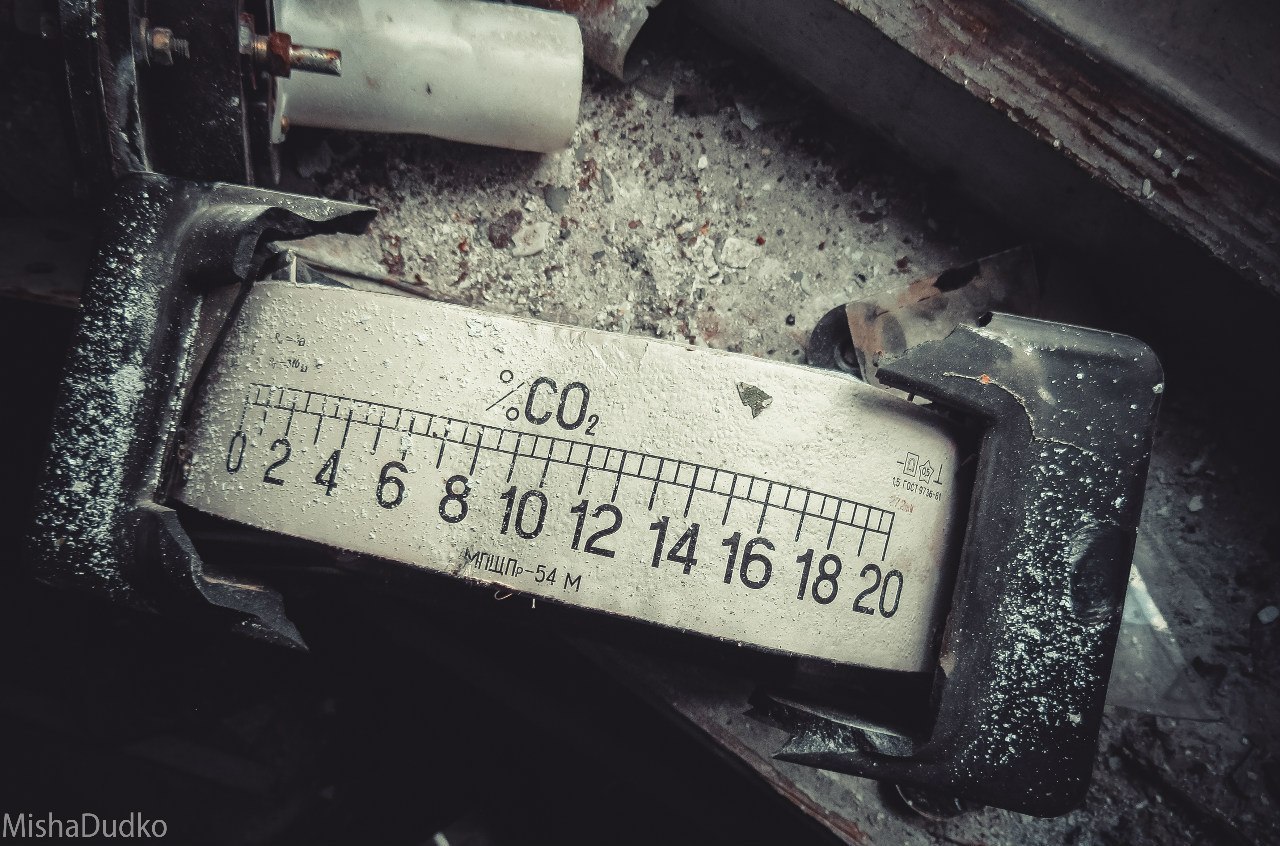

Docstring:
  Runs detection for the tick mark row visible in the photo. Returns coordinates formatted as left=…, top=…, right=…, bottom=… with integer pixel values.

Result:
left=244, top=383, right=895, bottom=556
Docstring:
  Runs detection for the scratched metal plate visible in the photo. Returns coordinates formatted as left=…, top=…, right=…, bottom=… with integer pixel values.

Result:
left=176, top=281, right=963, bottom=671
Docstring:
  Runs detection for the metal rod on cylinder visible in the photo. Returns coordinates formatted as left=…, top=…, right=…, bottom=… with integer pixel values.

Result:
left=286, top=43, right=342, bottom=77
left=240, top=15, right=341, bottom=78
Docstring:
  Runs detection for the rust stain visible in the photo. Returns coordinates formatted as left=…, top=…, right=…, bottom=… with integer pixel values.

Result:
left=264, top=31, right=293, bottom=77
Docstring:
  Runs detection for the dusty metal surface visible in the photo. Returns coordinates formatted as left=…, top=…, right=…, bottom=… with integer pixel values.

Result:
left=788, top=313, right=1164, bottom=816
left=25, top=174, right=372, bottom=640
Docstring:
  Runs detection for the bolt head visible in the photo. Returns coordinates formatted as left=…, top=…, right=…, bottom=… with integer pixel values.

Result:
left=149, top=27, right=174, bottom=64
left=145, top=26, right=189, bottom=65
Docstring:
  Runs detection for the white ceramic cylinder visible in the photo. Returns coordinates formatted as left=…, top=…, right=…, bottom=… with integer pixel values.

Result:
left=276, top=0, right=583, bottom=152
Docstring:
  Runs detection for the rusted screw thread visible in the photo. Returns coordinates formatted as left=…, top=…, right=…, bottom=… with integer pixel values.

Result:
left=146, top=25, right=189, bottom=65
left=250, top=34, right=272, bottom=69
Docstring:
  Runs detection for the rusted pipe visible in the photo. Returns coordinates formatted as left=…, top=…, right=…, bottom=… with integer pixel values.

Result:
left=244, top=28, right=342, bottom=78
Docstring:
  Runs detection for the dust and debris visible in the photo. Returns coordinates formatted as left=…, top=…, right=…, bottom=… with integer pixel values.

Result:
left=1184, top=447, right=1213, bottom=476
left=719, top=236, right=762, bottom=269
left=295, top=139, right=334, bottom=179
left=29, top=188, right=168, bottom=595
left=279, top=43, right=985, bottom=361
left=543, top=184, right=571, bottom=214
left=511, top=221, right=552, bottom=258
left=486, top=209, right=524, bottom=248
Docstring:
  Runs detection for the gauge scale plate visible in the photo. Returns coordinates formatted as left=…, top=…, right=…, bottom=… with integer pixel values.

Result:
left=176, top=281, right=962, bottom=671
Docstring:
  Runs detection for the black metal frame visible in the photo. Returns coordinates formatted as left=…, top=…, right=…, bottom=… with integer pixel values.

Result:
left=790, top=306, right=1163, bottom=815
left=55, top=0, right=277, bottom=197
left=26, top=172, right=374, bottom=646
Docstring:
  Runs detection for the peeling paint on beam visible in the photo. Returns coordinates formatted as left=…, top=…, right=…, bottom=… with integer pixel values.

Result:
left=688, top=0, right=1280, bottom=295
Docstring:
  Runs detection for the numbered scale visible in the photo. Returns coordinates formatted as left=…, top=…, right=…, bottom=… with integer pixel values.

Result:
left=176, top=281, right=963, bottom=672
